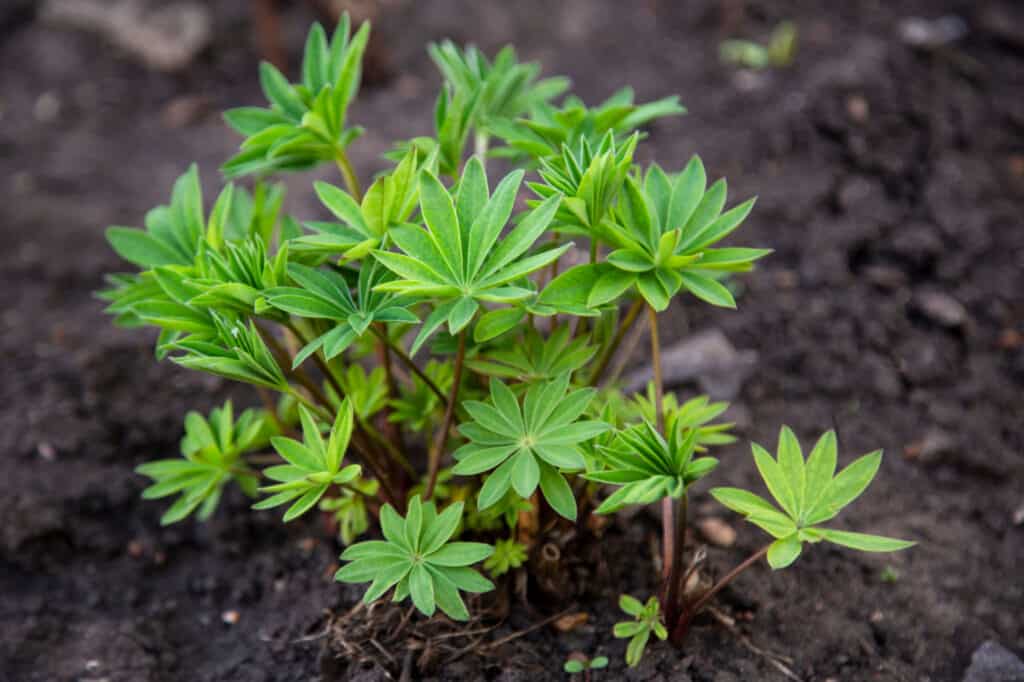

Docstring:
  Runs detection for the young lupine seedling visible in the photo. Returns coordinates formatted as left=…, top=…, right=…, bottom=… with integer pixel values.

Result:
left=103, top=14, right=913, bottom=670
left=614, top=595, right=668, bottom=667
left=564, top=653, right=609, bottom=679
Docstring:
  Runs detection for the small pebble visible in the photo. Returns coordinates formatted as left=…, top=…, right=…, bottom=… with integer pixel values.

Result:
left=222, top=610, right=240, bottom=625
left=846, top=94, right=869, bottom=123
left=697, top=518, right=737, bottom=547
left=553, top=612, right=589, bottom=632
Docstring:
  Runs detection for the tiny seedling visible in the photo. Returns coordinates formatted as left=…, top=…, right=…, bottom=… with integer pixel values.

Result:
left=614, top=595, right=668, bottom=667
left=103, top=14, right=912, bottom=669
left=564, top=653, right=609, bottom=679
left=720, top=21, right=799, bottom=70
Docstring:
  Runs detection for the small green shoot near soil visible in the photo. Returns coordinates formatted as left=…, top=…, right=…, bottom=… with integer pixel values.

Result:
left=564, top=653, right=609, bottom=678
left=615, top=595, right=668, bottom=667
left=104, top=14, right=912, bottom=668
left=720, top=21, right=799, bottom=70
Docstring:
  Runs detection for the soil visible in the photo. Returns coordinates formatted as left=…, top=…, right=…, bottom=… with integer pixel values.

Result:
left=2, top=1, right=1023, bottom=680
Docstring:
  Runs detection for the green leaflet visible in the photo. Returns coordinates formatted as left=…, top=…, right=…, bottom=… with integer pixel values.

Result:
left=540, top=158, right=768, bottom=312
left=254, top=400, right=361, bottom=521
left=711, top=428, right=914, bottom=570
left=453, top=374, right=609, bottom=520
left=137, top=402, right=275, bottom=525
left=223, top=15, right=370, bottom=178
left=613, top=595, right=667, bottom=667
left=586, top=414, right=722, bottom=514
left=336, top=496, right=494, bottom=620
left=372, top=161, right=564, bottom=350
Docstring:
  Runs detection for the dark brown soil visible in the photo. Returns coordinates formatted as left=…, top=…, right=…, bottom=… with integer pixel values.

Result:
left=2, top=1, right=1023, bottom=680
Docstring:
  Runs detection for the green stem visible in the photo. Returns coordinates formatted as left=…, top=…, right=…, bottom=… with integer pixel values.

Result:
left=589, top=297, right=644, bottom=386
left=424, top=328, right=467, bottom=499
left=335, top=151, right=363, bottom=202
left=647, top=304, right=673, bottom=584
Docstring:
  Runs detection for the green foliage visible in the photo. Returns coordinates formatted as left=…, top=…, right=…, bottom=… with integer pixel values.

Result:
left=720, top=21, right=799, bottom=70
left=389, top=360, right=452, bottom=433
left=614, top=595, right=667, bottom=667
left=711, top=428, right=914, bottom=569
left=564, top=655, right=609, bottom=674
left=373, top=159, right=566, bottom=353
left=530, top=132, right=637, bottom=236
left=541, top=158, right=768, bottom=311
left=253, top=401, right=361, bottom=521
left=490, top=87, right=684, bottom=162
left=223, top=18, right=370, bottom=177
left=428, top=42, right=569, bottom=134
left=453, top=374, right=610, bottom=520
left=104, top=16, right=912, bottom=650
left=467, top=325, right=596, bottom=384
left=295, top=148, right=434, bottom=262
left=630, top=388, right=736, bottom=450
left=265, top=261, right=416, bottom=367
left=483, top=537, right=528, bottom=577
left=587, top=420, right=719, bottom=513
left=336, top=496, right=494, bottom=619
left=320, top=477, right=378, bottom=544
left=137, top=402, right=275, bottom=525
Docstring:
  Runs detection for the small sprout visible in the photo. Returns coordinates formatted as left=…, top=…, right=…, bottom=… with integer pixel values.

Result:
left=614, top=595, right=667, bottom=667
left=720, top=21, right=799, bottom=70
left=483, top=538, right=528, bottom=577
left=564, top=654, right=609, bottom=677
left=881, top=566, right=901, bottom=583
left=336, top=496, right=494, bottom=620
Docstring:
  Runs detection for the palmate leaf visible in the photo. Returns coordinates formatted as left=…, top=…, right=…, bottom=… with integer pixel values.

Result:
left=372, top=160, right=565, bottom=354
left=293, top=147, right=435, bottom=262
left=106, top=164, right=204, bottom=269
left=336, top=496, right=494, bottom=620
left=222, top=16, right=370, bottom=178
left=710, top=428, right=914, bottom=569
left=466, top=325, right=596, bottom=384
left=452, top=374, right=610, bottom=520
left=539, top=157, right=769, bottom=312
left=253, top=400, right=361, bottom=521
left=264, top=262, right=417, bottom=367
left=170, top=314, right=290, bottom=391
left=428, top=41, right=569, bottom=135
left=529, top=131, right=637, bottom=236
left=630, top=387, right=736, bottom=450
left=489, top=86, right=684, bottom=165
left=586, top=419, right=720, bottom=514
left=137, top=402, right=275, bottom=525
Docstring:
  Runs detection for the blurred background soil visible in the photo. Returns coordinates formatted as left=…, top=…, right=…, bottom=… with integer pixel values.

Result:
left=1, top=1, right=1022, bottom=680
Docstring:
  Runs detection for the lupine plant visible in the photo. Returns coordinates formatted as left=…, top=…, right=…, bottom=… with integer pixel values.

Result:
left=102, top=16, right=913, bottom=667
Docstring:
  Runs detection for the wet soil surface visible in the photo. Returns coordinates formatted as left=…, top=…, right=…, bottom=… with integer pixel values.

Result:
left=2, top=1, right=1023, bottom=680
